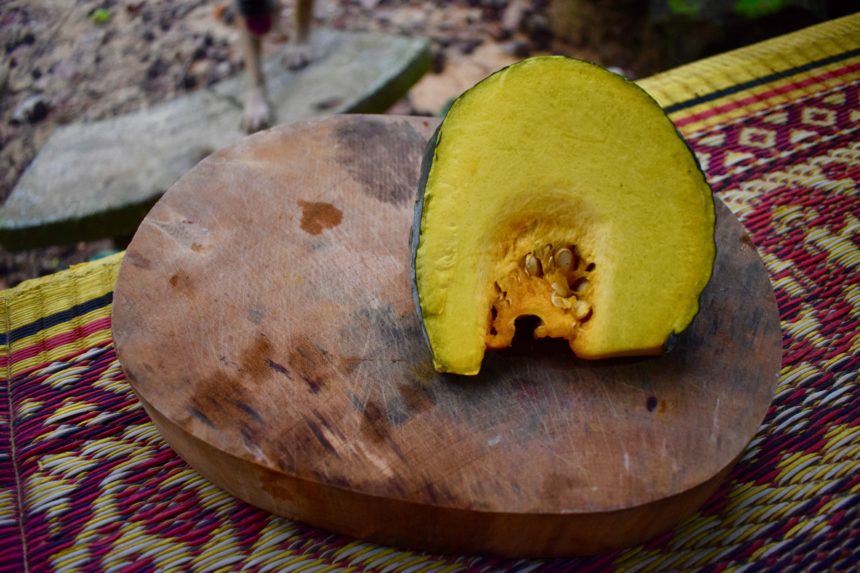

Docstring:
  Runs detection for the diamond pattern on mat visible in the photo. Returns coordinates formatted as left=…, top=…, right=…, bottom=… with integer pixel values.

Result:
left=685, top=80, right=860, bottom=185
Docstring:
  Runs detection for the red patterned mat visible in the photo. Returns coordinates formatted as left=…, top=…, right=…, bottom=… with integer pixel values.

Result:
left=2, top=15, right=859, bottom=572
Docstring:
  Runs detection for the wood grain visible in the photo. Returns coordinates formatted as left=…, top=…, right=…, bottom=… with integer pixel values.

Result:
left=113, top=115, right=782, bottom=556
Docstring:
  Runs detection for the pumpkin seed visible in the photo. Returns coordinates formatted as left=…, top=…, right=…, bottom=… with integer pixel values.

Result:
left=556, top=247, right=574, bottom=271
left=540, top=244, right=553, bottom=263
left=572, top=277, right=591, bottom=294
left=551, top=280, right=570, bottom=297
left=524, top=253, right=542, bottom=277
left=575, top=300, right=592, bottom=320
left=551, top=292, right=573, bottom=309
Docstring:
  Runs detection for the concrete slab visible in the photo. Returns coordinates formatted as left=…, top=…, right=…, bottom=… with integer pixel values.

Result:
left=0, top=30, right=430, bottom=250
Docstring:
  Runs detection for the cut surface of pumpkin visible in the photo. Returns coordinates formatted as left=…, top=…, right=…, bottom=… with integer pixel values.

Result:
left=411, top=56, right=716, bottom=375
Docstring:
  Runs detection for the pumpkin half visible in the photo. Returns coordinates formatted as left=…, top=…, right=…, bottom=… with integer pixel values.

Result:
left=410, top=56, right=716, bottom=375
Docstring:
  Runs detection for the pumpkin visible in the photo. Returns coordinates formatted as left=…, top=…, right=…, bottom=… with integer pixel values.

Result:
left=410, top=56, right=716, bottom=375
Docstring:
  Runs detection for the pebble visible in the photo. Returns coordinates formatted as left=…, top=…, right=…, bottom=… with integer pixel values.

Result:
left=11, top=94, right=49, bottom=124
left=502, top=0, right=527, bottom=33
left=503, top=39, right=531, bottom=58
left=215, top=61, right=232, bottom=77
left=431, top=49, right=447, bottom=73
left=176, top=72, right=197, bottom=90
left=525, top=13, right=553, bottom=50
left=5, top=31, right=35, bottom=54
left=204, top=61, right=232, bottom=87
left=460, top=38, right=483, bottom=55
left=192, top=42, right=207, bottom=61
left=488, top=22, right=511, bottom=41
left=146, top=58, right=168, bottom=80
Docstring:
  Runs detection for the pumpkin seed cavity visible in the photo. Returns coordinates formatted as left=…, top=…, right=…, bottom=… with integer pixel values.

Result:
left=486, top=243, right=594, bottom=349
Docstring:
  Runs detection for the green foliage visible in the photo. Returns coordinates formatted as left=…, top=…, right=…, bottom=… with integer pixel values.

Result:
left=668, top=0, right=705, bottom=17
left=734, top=0, right=793, bottom=18
left=91, top=8, right=112, bottom=25
left=666, top=0, right=796, bottom=18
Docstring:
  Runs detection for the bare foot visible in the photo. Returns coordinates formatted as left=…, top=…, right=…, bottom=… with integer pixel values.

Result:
left=282, top=43, right=313, bottom=70
left=241, top=87, right=273, bottom=133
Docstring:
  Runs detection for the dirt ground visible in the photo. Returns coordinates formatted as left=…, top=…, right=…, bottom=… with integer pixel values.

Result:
left=0, top=0, right=840, bottom=288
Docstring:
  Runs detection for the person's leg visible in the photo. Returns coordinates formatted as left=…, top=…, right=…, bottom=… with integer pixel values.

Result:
left=282, top=0, right=314, bottom=70
left=237, top=0, right=275, bottom=132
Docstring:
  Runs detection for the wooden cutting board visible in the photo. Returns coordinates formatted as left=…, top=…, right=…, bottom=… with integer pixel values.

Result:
left=113, top=115, right=782, bottom=557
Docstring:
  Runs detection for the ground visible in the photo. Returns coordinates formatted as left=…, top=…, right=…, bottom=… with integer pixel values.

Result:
left=0, top=0, right=838, bottom=288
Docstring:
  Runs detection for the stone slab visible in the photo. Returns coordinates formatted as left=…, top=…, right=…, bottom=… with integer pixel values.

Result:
left=0, top=30, right=430, bottom=250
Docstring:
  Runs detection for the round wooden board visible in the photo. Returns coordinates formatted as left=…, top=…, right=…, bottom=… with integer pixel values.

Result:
left=113, top=115, right=782, bottom=557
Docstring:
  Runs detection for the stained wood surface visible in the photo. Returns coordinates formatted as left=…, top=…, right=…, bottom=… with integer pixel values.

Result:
left=113, top=115, right=782, bottom=556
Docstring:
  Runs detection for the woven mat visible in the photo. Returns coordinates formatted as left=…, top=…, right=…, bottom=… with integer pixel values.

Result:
left=3, top=14, right=859, bottom=572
